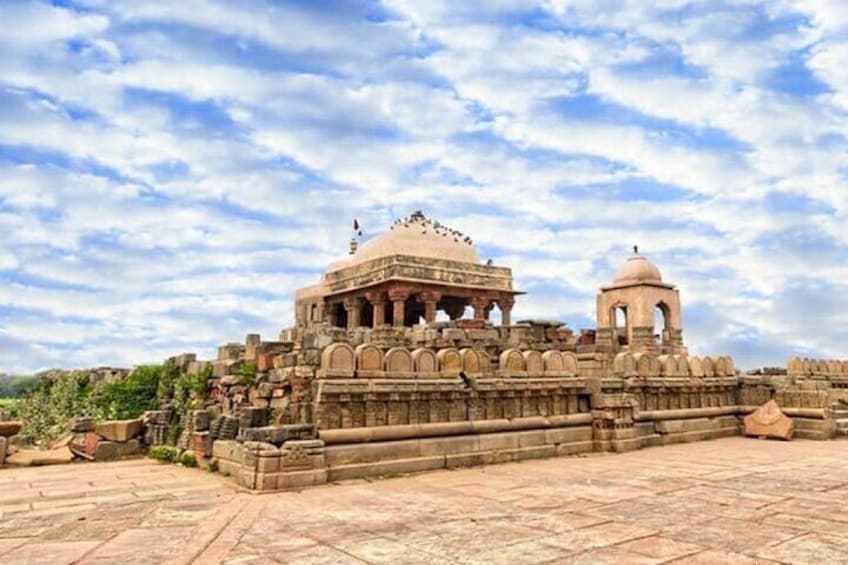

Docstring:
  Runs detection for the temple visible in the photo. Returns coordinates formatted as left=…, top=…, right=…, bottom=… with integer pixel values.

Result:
left=149, top=211, right=848, bottom=491
left=295, top=211, right=522, bottom=329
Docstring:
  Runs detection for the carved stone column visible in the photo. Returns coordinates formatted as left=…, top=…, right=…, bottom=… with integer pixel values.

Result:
left=419, top=291, right=442, bottom=324
left=388, top=288, right=410, bottom=327
left=343, top=296, right=361, bottom=329
left=496, top=296, right=515, bottom=327
left=365, top=291, right=387, bottom=328
left=471, top=296, right=490, bottom=321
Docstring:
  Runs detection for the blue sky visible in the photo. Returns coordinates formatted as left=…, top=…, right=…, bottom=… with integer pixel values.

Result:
left=1, top=0, right=847, bottom=372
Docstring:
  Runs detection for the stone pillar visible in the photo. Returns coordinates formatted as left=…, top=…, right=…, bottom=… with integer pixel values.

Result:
left=365, top=291, right=386, bottom=329
left=343, top=297, right=360, bottom=329
left=419, top=291, right=441, bottom=325
left=496, top=296, right=514, bottom=327
left=388, top=289, right=409, bottom=327
left=471, top=296, right=490, bottom=321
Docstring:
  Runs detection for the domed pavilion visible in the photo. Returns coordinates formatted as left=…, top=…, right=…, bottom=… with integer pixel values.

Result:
left=295, top=211, right=522, bottom=329
left=595, top=247, right=684, bottom=354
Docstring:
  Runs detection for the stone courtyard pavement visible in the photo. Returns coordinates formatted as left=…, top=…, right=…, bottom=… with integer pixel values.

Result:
left=1, top=437, right=848, bottom=564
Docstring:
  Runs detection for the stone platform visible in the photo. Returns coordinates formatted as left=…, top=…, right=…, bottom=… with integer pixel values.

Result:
left=1, top=437, right=848, bottom=563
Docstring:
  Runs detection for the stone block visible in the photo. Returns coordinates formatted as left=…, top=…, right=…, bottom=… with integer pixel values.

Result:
left=0, top=436, right=6, bottom=466
left=328, top=455, right=445, bottom=482
left=7, top=447, right=74, bottom=466
left=193, top=431, right=213, bottom=458
left=257, top=455, right=280, bottom=473
left=477, top=433, right=520, bottom=452
left=516, top=429, right=547, bottom=448
left=239, top=407, right=269, bottom=428
left=95, top=419, right=143, bottom=442
left=255, top=472, right=278, bottom=491
left=0, top=421, right=22, bottom=437
left=71, top=417, right=94, bottom=433
left=191, top=410, right=210, bottom=432
left=544, top=426, right=593, bottom=445
left=744, top=400, right=794, bottom=440
left=238, top=469, right=257, bottom=489
left=419, top=436, right=479, bottom=457
left=277, top=469, right=328, bottom=491
left=325, top=440, right=420, bottom=466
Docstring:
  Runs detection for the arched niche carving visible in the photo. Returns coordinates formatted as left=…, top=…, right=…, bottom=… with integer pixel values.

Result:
left=613, top=352, right=635, bottom=377
left=355, top=344, right=383, bottom=377
left=714, top=356, right=728, bottom=377
left=523, top=350, right=544, bottom=377
left=562, top=352, right=578, bottom=377
left=634, top=353, right=659, bottom=377
left=701, top=356, right=715, bottom=378
left=499, top=348, right=526, bottom=376
left=688, top=356, right=704, bottom=378
left=721, top=356, right=735, bottom=376
left=412, top=348, right=438, bottom=376
left=384, top=347, right=413, bottom=375
left=320, top=343, right=355, bottom=378
left=676, top=355, right=689, bottom=378
left=437, top=348, right=462, bottom=378
left=542, top=350, right=565, bottom=375
left=459, top=348, right=482, bottom=375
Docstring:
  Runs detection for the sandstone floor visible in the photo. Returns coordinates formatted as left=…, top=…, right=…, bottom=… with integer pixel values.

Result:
left=1, top=437, right=847, bottom=564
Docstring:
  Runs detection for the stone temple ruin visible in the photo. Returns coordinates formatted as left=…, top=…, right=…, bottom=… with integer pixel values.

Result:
left=13, top=211, right=848, bottom=489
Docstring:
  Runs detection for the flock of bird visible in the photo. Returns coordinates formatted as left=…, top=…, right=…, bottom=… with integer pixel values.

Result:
left=388, top=211, right=474, bottom=246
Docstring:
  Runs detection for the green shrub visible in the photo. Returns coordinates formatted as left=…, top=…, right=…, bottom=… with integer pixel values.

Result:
left=156, top=360, right=181, bottom=401
left=235, top=361, right=258, bottom=385
left=90, top=365, right=161, bottom=421
left=172, top=363, right=211, bottom=416
left=179, top=452, right=198, bottom=467
left=208, top=458, right=219, bottom=473
left=18, top=372, right=93, bottom=446
left=148, top=445, right=179, bottom=463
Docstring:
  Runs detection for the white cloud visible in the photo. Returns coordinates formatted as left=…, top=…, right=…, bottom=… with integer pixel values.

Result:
left=0, top=0, right=845, bottom=372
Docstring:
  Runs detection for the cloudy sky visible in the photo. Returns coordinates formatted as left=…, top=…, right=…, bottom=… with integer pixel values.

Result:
left=1, top=0, right=846, bottom=373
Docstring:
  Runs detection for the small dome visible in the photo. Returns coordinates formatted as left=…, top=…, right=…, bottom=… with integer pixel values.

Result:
left=612, top=252, right=663, bottom=285
left=327, top=211, right=480, bottom=271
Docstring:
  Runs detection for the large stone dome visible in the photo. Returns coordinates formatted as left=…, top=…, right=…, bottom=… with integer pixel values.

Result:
left=612, top=252, right=663, bottom=285
left=327, top=211, right=480, bottom=272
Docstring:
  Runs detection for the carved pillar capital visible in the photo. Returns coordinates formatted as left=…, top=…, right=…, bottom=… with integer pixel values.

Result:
left=496, top=295, right=515, bottom=326
left=470, top=296, right=491, bottom=321
left=387, top=288, right=411, bottom=303
left=419, top=291, right=441, bottom=324
left=364, top=290, right=387, bottom=305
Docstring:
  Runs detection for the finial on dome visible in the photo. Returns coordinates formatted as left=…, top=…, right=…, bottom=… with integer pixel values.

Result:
left=633, top=245, right=639, bottom=255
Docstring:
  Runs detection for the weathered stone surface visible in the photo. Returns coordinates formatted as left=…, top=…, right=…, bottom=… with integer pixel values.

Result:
left=0, top=421, right=22, bottom=437
left=0, top=436, right=6, bottom=466
left=95, top=419, right=143, bottom=442
left=7, top=446, right=74, bottom=466
left=744, top=400, right=794, bottom=440
left=71, top=417, right=94, bottom=433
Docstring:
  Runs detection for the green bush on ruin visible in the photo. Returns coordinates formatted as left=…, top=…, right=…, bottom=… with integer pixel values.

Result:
left=90, top=365, right=161, bottom=421
left=148, top=445, right=179, bottom=463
